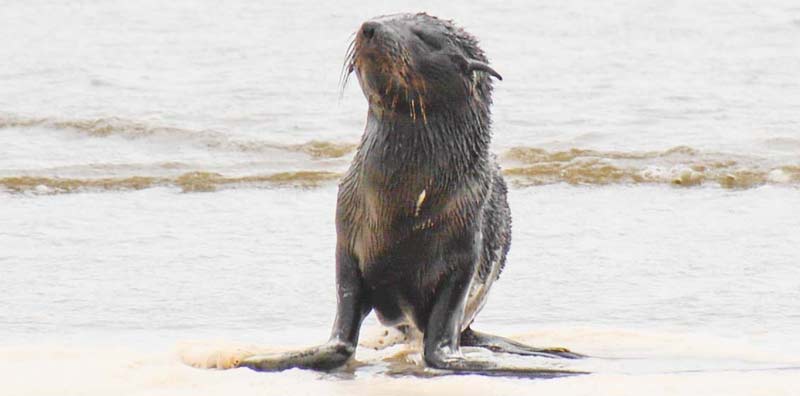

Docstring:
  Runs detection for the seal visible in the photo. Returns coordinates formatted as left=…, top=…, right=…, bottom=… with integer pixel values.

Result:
left=240, top=12, right=582, bottom=376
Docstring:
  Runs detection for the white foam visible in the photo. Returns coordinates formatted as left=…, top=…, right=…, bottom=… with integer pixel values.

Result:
left=3, top=338, right=799, bottom=396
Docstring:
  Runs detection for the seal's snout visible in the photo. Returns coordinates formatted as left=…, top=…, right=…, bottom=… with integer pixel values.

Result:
left=348, top=13, right=500, bottom=115
left=361, top=21, right=380, bottom=40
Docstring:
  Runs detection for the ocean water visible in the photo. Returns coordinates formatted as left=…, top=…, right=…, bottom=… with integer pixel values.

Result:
left=1, top=0, right=799, bottom=395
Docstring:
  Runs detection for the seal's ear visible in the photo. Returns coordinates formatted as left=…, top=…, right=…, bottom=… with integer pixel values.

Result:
left=450, top=54, right=503, bottom=81
left=466, top=60, right=503, bottom=81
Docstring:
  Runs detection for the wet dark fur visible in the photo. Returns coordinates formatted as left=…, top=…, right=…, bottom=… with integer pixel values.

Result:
left=240, top=13, right=582, bottom=376
left=339, top=13, right=510, bottom=331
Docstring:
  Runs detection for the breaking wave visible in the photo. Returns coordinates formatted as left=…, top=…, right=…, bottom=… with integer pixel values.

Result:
left=2, top=114, right=798, bottom=194
left=0, top=114, right=356, bottom=159
left=0, top=171, right=341, bottom=194
left=501, top=146, right=800, bottom=189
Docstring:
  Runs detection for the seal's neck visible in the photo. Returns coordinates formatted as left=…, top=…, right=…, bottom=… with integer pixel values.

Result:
left=361, top=102, right=492, bottom=170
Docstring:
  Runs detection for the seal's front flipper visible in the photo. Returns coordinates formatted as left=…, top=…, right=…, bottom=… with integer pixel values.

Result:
left=460, top=328, right=584, bottom=359
left=241, top=247, right=371, bottom=373
left=239, top=342, right=355, bottom=371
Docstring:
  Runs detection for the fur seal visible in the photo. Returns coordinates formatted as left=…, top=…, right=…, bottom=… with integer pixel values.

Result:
left=241, top=12, right=582, bottom=376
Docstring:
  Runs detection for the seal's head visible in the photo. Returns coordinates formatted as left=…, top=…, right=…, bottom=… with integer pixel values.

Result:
left=344, top=13, right=501, bottom=120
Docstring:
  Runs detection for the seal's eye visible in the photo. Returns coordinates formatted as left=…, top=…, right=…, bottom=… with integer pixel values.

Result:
left=412, top=28, right=443, bottom=50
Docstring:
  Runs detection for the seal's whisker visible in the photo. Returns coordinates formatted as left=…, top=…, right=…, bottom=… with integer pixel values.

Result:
left=339, top=44, right=354, bottom=84
left=339, top=37, right=358, bottom=97
left=340, top=56, right=356, bottom=91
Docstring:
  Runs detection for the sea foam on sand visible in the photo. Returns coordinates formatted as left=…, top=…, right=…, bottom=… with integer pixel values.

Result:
left=5, top=327, right=799, bottom=396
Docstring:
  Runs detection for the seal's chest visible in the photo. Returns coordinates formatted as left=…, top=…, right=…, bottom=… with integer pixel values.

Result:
left=361, top=180, right=432, bottom=219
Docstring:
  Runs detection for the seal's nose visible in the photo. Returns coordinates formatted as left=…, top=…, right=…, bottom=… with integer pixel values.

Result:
left=361, top=21, right=380, bottom=40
